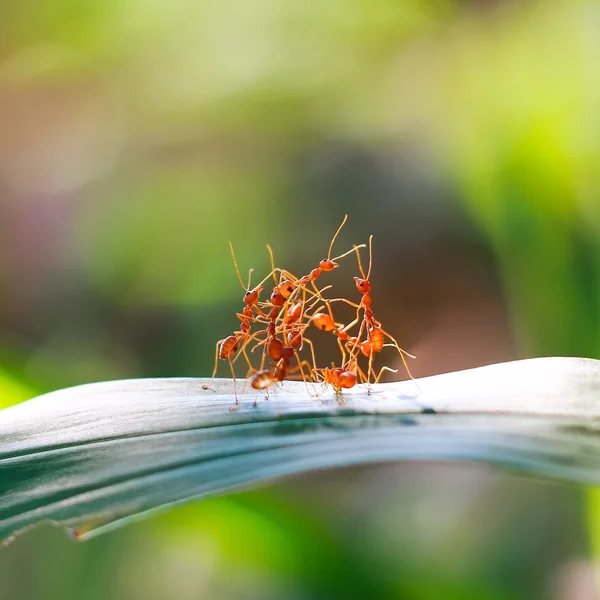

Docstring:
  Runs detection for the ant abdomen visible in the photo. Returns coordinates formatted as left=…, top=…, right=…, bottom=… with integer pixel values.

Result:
left=276, top=280, right=295, bottom=298
left=219, top=335, right=240, bottom=360
left=287, top=330, right=303, bottom=348
left=250, top=370, right=273, bottom=390
left=339, top=371, right=357, bottom=389
left=268, top=339, right=284, bottom=361
left=368, top=327, right=384, bottom=352
left=312, top=313, right=335, bottom=331
left=284, top=303, right=303, bottom=324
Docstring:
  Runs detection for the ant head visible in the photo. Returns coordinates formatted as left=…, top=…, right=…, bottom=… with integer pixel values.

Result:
left=244, top=286, right=262, bottom=304
left=319, top=258, right=338, bottom=272
left=353, top=276, right=371, bottom=294
left=270, top=291, right=286, bottom=307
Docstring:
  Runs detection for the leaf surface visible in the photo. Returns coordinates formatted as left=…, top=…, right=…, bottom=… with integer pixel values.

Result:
left=1, top=357, right=600, bottom=543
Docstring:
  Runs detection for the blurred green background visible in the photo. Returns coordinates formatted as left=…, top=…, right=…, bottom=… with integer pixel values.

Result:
left=1, top=0, right=600, bottom=598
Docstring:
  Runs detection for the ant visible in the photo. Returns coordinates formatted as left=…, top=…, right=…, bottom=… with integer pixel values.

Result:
left=319, top=358, right=360, bottom=394
left=212, top=242, right=280, bottom=400
left=276, top=214, right=363, bottom=301
left=344, top=236, right=415, bottom=385
left=307, top=236, right=414, bottom=390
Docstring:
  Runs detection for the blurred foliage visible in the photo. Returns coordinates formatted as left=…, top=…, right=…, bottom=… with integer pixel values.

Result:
left=1, top=0, right=600, bottom=597
left=0, top=365, right=36, bottom=408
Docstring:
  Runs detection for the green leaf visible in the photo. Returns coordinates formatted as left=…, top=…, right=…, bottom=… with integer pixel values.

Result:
left=1, top=357, right=600, bottom=544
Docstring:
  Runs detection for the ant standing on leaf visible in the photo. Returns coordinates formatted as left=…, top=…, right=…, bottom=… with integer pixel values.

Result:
left=212, top=242, right=280, bottom=401
left=345, top=236, right=415, bottom=387
left=308, top=236, right=415, bottom=395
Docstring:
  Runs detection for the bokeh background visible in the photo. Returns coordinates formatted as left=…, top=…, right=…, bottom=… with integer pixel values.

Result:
left=1, top=0, right=600, bottom=598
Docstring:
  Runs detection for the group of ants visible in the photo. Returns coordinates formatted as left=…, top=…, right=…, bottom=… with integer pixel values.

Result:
left=213, top=216, right=415, bottom=402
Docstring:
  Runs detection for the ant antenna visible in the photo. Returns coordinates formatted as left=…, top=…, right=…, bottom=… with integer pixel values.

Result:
left=266, top=244, right=279, bottom=286
left=229, top=241, right=247, bottom=290
left=366, top=235, right=373, bottom=280
left=354, top=244, right=366, bottom=280
left=246, top=268, right=254, bottom=290
left=332, top=244, right=365, bottom=262
left=327, top=214, right=348, bottom=260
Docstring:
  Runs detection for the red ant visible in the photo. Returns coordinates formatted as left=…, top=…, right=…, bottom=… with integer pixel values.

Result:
left=344, top=236, right=415, bottom=385
left=307, top=236, right=414, bottom=391
left=320, top=361, right=358, bottom=394
left=212, top=242, right=279, bottom=400
left=277, top=214, right=362, bottom=300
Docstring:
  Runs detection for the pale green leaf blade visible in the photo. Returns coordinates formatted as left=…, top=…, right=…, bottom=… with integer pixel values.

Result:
left=1, top=357, right=599, bottom=543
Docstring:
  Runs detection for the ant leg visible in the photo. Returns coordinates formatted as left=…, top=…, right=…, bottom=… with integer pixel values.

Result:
left=231, top=329, right=268, bottom=362
left=302, top=287, right=331, bottom=316
left=327, top=297, right=361, bottom=310
left=379, top=329, right=416, bottom=379
left=337, top=337, right=349, bottom=366
left=299, top=336, right=319, bottom=375
left=298, top=359, right=319, bottom=381
left=212, top=339, right=224, bottom=379
left=382, top=342, right=416, bottom=359
left=356, top=362, right=369, bottom=385
left=252, top=305, right=270, bottom=319
left=228, top=359, right=239, bottom=403
left=279, top=268, right=300, bottom=284
left=239, top=377, right=249, bottom=404
left=341, top=318, right=360, bottom=337
left=293, top=357, right=318, bottom=396
left=345, top=318, right=366, bottom=361
left=367, top=347, right=374, bottom=390
left=282, top=359, right=320, bottom=398
left=239, top=346, right=257, bottom=375
left=322, top=299, right=341, bottom=328
left=235, top=312, right=269, bottom=326
left=348, top=360, right=369, bottom=389
left=310, top=280, right=325, bottom=300
left=296, top=286, right=309, bottom=322
left=397, top=350, right=414, bottom=380
left=339, top=302, right=363, bottom=335
left=374, top=365, right=398, bottom=385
